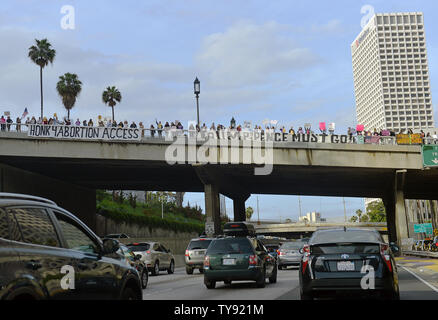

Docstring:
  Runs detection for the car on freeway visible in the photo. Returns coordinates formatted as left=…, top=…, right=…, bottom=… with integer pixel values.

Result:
left=105, top=233, right=130, bottom=239
left=278, top=241, right=304, bottom=269
left=117, top=243, right=148, bottom=289
left=203, top=222, right=277, bottom=289
left=185, top=237, right=214, bottom=274
left=299, top=227, right=399, bottom=300
left=0, top=193, right=142, bottom=300
left=127, top=241, right=175, bottom=276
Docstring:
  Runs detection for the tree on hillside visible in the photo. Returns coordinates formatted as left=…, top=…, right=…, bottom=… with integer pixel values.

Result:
left=28, top=38, right=56, bottom=119
left=366, top=200, right=387, bottom=222
left=56, top=73, right=82, bottom=120
left=355, top=209, right=363, bottom=222
left=246, top=207, right=254, bottom=220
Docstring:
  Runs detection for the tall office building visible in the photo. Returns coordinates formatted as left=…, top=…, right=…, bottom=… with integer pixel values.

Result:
left=352, top=12, right=434, bottom=132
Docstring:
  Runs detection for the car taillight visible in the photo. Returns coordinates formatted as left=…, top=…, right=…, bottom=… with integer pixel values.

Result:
left=301, top=245, right=310, bottom=275
left=380, top=243, right=393, bottom=273
left=146, top=250, right=151, bottom=254
left=185, top=250, right=189, bottom=257
left=279, top=251, right=285, bottom=256
left=249, top=255, right=257, bottom=265
left=204, top=255, right=210, bottom=267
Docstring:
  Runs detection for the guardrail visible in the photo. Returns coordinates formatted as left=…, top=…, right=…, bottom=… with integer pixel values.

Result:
left=1, top=123, right=437, bottom=145
left=403, top=250, right=438, bottom=259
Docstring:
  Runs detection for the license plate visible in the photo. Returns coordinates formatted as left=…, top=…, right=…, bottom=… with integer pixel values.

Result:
left=337, top=261, right=355, bottom=271
left=223, top=259, right=236, bottom=265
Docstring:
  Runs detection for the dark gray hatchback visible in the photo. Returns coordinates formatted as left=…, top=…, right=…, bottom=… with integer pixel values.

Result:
left=0, top=193, right=142, bottom=300
left=299, top=228, right=400, bottom=300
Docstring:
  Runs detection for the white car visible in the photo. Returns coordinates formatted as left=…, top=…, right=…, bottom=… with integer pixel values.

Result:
left=127, top=242, right=175, bottom=275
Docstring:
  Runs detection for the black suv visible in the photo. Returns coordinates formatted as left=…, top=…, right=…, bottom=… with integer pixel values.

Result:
left=0, top=193, right=143, bottom=300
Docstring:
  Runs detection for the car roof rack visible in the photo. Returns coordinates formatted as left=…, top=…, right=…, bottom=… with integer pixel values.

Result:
left=0, top=193, right=57, bottom=206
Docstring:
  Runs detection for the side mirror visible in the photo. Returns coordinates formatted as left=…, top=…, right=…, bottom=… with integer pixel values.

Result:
left=103, top=238, right=120, bottom=255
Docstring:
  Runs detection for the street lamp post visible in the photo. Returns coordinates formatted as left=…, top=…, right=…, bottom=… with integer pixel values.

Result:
left=194, top=77, right=200, bottom=126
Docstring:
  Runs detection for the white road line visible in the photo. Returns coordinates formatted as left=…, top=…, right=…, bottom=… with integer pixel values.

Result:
left=400, top=266, right=438, bottom=293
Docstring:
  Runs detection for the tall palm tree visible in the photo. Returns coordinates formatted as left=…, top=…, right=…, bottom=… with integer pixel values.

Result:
left=56, top=73, right=82, bottom=120
left=28, top=39, right=56, bottom=119
left=102, top=86, right=122, bottom=122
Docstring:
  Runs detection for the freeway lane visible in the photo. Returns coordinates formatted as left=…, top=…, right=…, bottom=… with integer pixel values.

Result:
left=142, top=258, right=438, bottom=300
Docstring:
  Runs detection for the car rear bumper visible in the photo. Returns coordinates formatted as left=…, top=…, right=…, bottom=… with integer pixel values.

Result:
left=204, top=267, right=262, bottom=281
left=302, top=277, right=395, bottom=296
left=279, top=256, right=301, bottom=266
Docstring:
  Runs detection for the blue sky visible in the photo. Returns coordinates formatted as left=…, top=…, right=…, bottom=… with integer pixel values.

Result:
left=1, top=0, right=437, bottom=221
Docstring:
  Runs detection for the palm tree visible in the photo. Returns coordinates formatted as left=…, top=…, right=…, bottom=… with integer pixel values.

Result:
left=102, top=86, right=122, bottom=122
left=56, top=73, right=82, bottom=120
left=28, top=39, right=56, bottom=119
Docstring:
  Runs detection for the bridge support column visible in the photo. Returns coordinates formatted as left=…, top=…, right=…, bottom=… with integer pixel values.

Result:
left=232, top=194, right=250, bottom=222
left=204, top=184, right=221, bottom=236
left=384, top=170, right=410, bottom=251
left=0, top=163, right=97, bottom=232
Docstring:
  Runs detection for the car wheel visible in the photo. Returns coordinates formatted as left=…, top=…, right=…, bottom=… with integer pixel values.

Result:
left=152, top=261, right=160, bottom=276
left=205, top=279, right=216, bottom=289
left=121, top=287, right=140, bottom=300
left=141, top=270, right=148, bottom=289
left=278, top=265, right=283, bottom=270
left=256, top=269, right=266, bottom=288
left=167, top=260, right=175, bottom=274
left=224, top=280, right=231, bottom=285
left=199, top=268, right=204, bottom=274
left=269, top=265, right=278, bottom=283
left=186, top=266, right=194, bottom=274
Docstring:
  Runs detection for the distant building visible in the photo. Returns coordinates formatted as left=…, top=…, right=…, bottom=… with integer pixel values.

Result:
left=299, top=212, right=326, bottom=223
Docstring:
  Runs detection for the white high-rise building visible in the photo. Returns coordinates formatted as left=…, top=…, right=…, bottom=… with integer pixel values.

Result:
left=352, top=12, right=434, bottom=132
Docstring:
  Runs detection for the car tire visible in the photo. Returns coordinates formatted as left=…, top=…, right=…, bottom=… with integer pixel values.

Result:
left=256, top=269, right=266, bottom=288
left=186, top=266, right=194, bottom=274
left=121, top=287, right=140, bottom=300
left=199, top=268, right=204, bottom=274
left=168, top=260, right=175, bottom=274
left=269, top=265, right=278, bottom=283
left=205, top=279, right=216, bottom=289
left=278, top=265, right=283, bottom=270
left=152, top=261, right=160, bottom=276
left=141, top=270, right=148, bottom=289
left=224, top=280, right=231, bottom=285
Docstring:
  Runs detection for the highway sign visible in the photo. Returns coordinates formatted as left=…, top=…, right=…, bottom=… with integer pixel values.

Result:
left=422, top=145, right=438, bottom=167
left=414, top=224, right=425, bottom=233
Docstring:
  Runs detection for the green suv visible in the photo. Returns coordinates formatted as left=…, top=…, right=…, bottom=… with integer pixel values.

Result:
left=203, top=222, right=277, bottom=289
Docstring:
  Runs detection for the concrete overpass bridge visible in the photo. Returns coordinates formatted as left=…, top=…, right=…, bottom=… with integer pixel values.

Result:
left=251, top=222, right=388, bottom=239
left=0, top=130, right=436, bottom=249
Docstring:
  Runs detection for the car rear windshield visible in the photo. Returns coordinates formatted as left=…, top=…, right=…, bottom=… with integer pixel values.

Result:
left=187, top=240, right=212, bottom=250
left=281, top=242, right=303, bottom=249
left=127, top=243, right=150, bottom=251
left=311, top=230, right=382, bottom=244
left=207, top=238, right=254, bottom=254
left=311, top=243, right=381, bottom=254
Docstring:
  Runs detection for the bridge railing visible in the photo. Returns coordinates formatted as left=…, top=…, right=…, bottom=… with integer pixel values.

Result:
left=1, top=123, right=437, bottom=146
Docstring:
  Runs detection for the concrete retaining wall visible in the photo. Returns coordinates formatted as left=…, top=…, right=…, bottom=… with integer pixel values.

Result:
left=96, top=214, right=199, bottom=256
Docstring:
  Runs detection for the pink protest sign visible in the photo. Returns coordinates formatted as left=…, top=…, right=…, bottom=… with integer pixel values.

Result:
left=319, top=122, right=326, bottom=131
left=356, top=124, right=364, bottom=132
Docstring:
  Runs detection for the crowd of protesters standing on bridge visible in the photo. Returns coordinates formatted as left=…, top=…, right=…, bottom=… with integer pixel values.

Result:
left=1, top=112, right=437, bottom=142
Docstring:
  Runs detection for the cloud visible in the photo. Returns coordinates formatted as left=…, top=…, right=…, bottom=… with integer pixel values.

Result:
left=196, top=20, right=321, bottom=88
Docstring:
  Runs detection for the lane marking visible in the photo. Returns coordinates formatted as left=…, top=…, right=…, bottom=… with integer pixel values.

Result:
left=400, top=266, right=438, bottom=293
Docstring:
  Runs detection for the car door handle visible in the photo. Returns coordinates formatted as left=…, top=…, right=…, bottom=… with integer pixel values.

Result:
left=26, top=260, right=42, bottom=270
